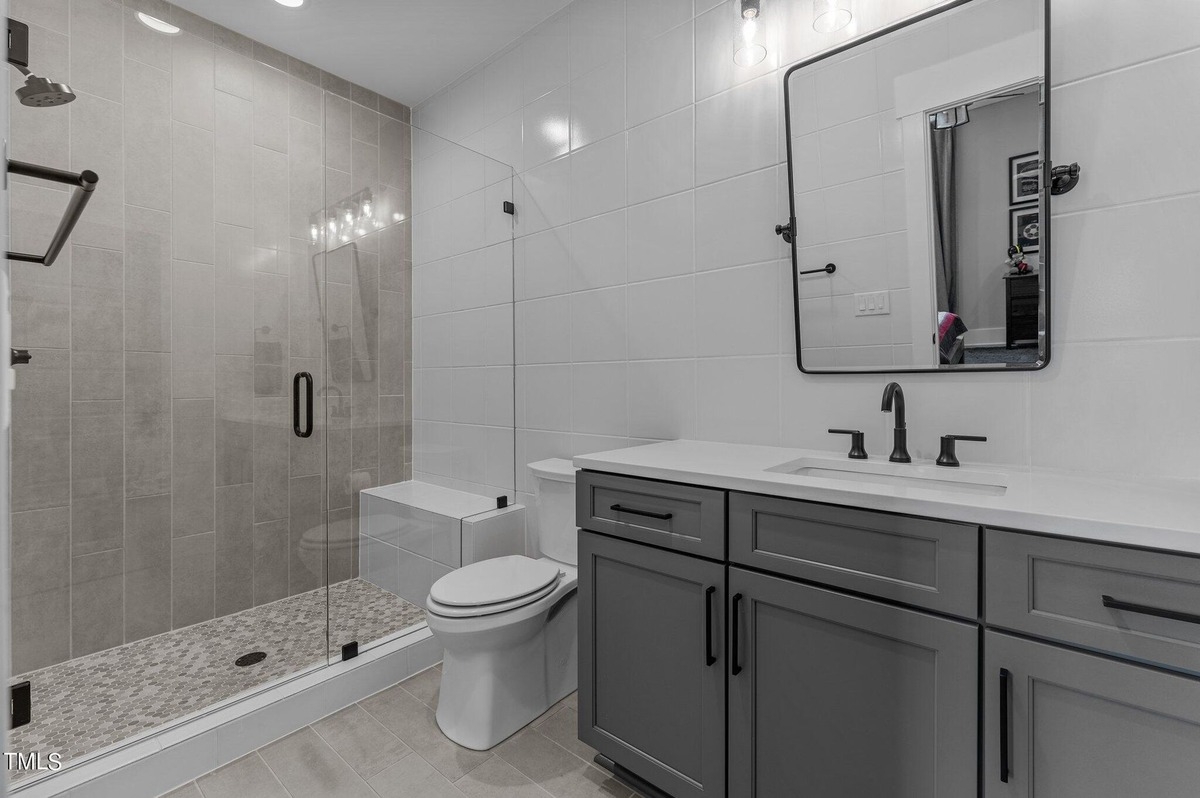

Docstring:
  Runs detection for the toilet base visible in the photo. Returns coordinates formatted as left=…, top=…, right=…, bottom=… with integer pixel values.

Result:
left=433, top=592, right=578, bottom=751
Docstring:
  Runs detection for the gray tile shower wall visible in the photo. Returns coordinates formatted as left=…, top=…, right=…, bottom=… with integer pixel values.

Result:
left=7, top=0, right=414, bottom=674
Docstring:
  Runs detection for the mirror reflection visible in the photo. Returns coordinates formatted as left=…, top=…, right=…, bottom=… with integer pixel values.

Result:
left=786, top=0, right=1048, bottom=372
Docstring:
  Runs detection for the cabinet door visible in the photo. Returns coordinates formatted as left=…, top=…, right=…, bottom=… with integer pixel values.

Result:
left=578, top=531, right=726, bottom=798
left=985, top=631, right=1200, bottom=798
left=728, top=567, right=977, bottom=798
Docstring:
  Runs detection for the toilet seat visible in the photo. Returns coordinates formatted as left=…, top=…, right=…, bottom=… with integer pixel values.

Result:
left=427, top=556, right=564, bottom=619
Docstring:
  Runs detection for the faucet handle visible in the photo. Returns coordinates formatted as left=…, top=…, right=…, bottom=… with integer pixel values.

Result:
left=937, top=435, right=988, bottom=468
left=829, top=429, right=868, bottom=460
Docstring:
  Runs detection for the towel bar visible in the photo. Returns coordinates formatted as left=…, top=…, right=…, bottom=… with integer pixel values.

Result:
left=6, top=159, right=98, bottom=267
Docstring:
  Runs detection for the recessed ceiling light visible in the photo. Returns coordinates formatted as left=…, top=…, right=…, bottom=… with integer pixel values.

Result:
left=136, top=11, right=181, bottom=35
left=275, top=0, right=305, bottom=7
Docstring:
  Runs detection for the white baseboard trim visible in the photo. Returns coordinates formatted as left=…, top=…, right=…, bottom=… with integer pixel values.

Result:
left=10, top=627, right=441, bottom=798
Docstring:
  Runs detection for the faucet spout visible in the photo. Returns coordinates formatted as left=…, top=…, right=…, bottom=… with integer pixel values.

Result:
left=881, top=382, right=912, bottom=463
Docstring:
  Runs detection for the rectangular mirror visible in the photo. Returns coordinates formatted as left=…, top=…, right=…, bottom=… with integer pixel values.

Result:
left=785, top=0, right=1050, bottom=372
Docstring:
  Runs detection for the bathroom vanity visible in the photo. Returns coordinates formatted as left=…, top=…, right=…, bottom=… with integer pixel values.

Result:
left=574, top=440, right=1200, bottom=798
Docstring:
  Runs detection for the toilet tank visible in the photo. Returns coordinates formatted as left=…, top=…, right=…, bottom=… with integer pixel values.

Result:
left=528, top=458, right=578, bottom=566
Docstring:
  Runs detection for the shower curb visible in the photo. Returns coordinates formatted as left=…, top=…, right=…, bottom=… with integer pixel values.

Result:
left=8, top=627, right=441, bottom=798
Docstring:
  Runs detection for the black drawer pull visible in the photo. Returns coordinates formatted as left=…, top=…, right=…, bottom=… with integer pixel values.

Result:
left=1102, top=595, right=1200, bottom=626
left=731, top=593, right=744, bottom=676
left=609, top=504, right=673, bottom=521
left=999, top=668, right=1011, bottom=783
left=705, top=586, right=717, bottom=666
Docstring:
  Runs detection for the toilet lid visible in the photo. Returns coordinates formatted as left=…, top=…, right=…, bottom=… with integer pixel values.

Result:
left=430, top=555, right=562, bottom=608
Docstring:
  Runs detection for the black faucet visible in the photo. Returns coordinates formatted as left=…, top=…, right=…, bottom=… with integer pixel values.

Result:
left=881, top=382, right=911, bottom=463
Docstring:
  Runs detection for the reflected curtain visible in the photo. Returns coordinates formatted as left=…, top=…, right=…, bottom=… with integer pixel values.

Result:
left=930, top=127, right=957, bottom=313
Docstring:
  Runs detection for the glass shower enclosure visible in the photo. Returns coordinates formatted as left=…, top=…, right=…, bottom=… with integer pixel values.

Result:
left=3, top=0, right=515, bottom=786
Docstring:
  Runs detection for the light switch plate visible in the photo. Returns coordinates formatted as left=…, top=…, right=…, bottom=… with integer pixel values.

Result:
left=854, top=291, right=890, bottom=316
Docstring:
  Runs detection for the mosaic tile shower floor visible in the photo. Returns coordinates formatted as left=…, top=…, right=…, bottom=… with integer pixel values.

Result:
left=6, top=578, right=426, bottom=783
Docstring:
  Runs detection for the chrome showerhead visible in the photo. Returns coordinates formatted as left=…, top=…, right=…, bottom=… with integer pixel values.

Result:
left=16, top=72, right=76, bottom=107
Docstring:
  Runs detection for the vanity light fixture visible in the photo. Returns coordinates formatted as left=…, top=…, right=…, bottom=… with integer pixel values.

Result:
left=136, top=12, right=181, bottom=35
left=812, top=0, right=852, bottom=33
left=734, top=0, right=768, bottom=67
left=275, top=0, right=305, bottom=7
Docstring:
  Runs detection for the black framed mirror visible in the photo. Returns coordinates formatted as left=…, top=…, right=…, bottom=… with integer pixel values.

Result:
left=783, top=0, right=1054, bottom=373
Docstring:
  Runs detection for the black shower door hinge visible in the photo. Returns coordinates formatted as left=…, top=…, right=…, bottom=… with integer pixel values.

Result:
left=502, top=201, right=515, bottom=215
left=10, top=681, right=31, bottom=729
left=342, top=641, right=359, bottom=661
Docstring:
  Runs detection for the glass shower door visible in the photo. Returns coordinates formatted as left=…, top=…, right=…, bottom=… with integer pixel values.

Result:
left=4, top=1, right=332, bottom=782
left=322, top=94, right=517, bottom=661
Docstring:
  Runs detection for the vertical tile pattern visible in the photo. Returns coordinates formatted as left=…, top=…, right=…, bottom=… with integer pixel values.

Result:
left=11, top=507, right=71, bottom=673
left=7, top=0, right=412, bottom=675
left=125, top=493, right=172, bottom=641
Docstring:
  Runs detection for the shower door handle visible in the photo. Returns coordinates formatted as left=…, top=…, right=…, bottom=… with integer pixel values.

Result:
left=293, top=372, right=313, bottom=438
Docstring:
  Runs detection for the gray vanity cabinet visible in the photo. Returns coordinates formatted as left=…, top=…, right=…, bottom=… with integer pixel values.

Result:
left=984, top=630, right=1200, bottom=797
left=727, top=567, right=978, bottom=798
left=577, top=530, right=727, bottom=798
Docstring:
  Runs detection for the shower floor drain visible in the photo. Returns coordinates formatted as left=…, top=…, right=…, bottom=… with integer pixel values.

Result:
left=235, top=652, right=267, bottom=667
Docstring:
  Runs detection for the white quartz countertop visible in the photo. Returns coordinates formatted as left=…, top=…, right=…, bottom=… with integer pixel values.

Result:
left=574, top=440, right=1200, bottom=555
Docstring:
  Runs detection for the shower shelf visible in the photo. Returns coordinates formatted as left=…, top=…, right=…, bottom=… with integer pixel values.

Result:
left=6, top=158, right=98, bottom=267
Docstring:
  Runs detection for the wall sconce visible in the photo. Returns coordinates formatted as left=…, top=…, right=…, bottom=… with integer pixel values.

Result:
left=931, top=105, right=971, bottom=130
left=812, top=0, right=852, bottom=33
left=734, top=0, right=767, bottom=67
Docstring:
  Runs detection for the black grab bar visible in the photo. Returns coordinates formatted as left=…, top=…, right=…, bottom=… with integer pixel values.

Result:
left=6, top=159, right=98, bottom=267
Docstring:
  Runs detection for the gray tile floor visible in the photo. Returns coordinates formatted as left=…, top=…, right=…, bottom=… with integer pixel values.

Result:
left=161, top=666, right=643, bottom=798
left=7, top=579, right=425, bottom=783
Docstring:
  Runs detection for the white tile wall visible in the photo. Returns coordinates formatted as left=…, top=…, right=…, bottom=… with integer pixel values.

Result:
left=413, top=0, right=1200, bottom=510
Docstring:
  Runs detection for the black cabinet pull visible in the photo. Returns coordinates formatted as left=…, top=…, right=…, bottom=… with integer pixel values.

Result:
left=609, top=504, right=673, bottom=521
left=999, top=668, right=1011, bottom=783
left=1102, top=595, right=1200, bottom=626
left=705, top=586, right=717, bottom=667
left=293, top=372, right=314, bottom=438
left=731, top=593, right=744, bottom=676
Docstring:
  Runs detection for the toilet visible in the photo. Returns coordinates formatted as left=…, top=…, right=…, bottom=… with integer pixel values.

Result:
left=425, top=458, right=578, bottom=750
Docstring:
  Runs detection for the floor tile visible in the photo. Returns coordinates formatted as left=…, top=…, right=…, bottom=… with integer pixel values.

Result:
left=495, top=729, right=631, bottom=798
left=258, top=726, right=377, bottom=798
left=367, top=753, right=465, bottom=798
left=360, top=684, right=492, bottom=781
left=455, top=755, right=552, bottom=798
left=313, top=703, right=413, bottom=779
left=195, top=752, right=289, bottom=798
left=530, top=691, right=576, bottom=729
left=534, top=708, right=596, bottom=765
left=161, top=784, right=203, bottom=798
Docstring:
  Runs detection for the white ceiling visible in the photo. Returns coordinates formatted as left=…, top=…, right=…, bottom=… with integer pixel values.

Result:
left=171, top=0, right=572, bottom=108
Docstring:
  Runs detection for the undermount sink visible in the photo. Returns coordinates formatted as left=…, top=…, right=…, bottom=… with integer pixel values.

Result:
left=766, top=457, right=1008, bottom=497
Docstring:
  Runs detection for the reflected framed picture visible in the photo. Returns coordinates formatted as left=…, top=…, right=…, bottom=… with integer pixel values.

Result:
left=1011, top=207, right=1040, bottom=253
left=1009, top=152, right=1041, bottom=205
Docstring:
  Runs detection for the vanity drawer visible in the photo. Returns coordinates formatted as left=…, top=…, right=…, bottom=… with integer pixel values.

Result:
left=729, top=493, right=978, bottom=618
left=987, top=530, right=1200, bottom=674
left=576, top=471, right=726, bottom=560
